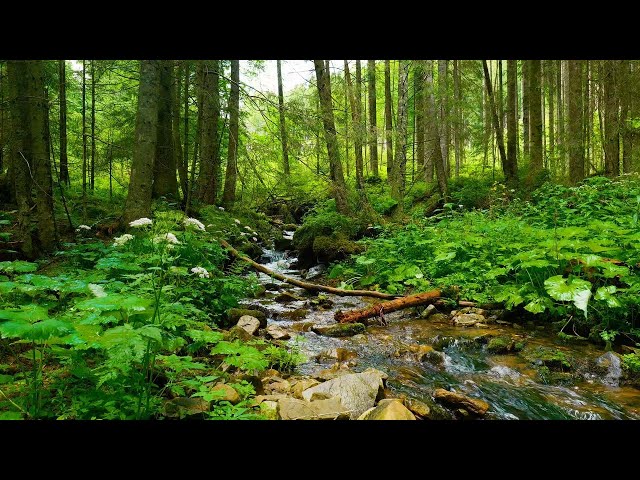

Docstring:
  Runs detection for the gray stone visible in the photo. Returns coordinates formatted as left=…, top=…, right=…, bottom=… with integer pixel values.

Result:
left=452, top=313, right=486, bottom=327
left=312, top=323, right=365, bottom=337
left=277, top=397, right=350, bottom=420
left=237, top=315, right=261, bottom=336
left=595, top=351, right=622, bottom=387
left=357, top=399, right=416, bottom=420
left=266, top=324, right=291, bottom=340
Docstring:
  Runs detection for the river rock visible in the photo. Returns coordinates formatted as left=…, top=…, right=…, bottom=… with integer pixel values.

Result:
left=430, top=313, right=451, bottom=323
left=452, top=313, right=485, bottom=327
left=420, top=304, right=437, bottom=319
left=315, top=362, right=353, bottom=381
left=226, top=325, right=256, bottom=342
left=209, top=383, right=241, bottom=404
left=312, top=323, right=366, bottom=337
left=266, top=324, right=291, bottom=340
left=595, top=351, right=622, bottom=386
left=486, top=336, right=525, bottom=354
left=405, top=398, right=431, bottom=418
left=277, top=309, right=309, bottom=321
left=291, top=378, right=321, bottom=399
left=163, top=397, right=210, bottom=418
left=433, top=388, right=490, bottom=416
left=227, top=308, right=267, bottom=328
left=237, top=315, right=261, bottom=335
left=290, top=322, right=315, bottom=332
left=302, top=368, right=387, bottom=419
left=317, top=347, right=358, bottom=362
left=274, top=234, right=294, bottom=251
left=277, top=397, right=350, bottom=420
left=275, top=291, right=303, bottom=303
left=358, top=399, right=416, bottom=420
left=304, top=265, right=327, bottom=280
left=263, top=282, right=281, bottom=291
left=259, top=400, right=279, bottom=420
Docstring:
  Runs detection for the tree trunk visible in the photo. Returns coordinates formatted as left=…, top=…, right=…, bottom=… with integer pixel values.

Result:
left=423, top=61, right=448, bottom=199
left=90, top=60, right=96, bottom=191
left=335, top=289, right=442, bottom=323
left=620, top=60, right=633, bottom=174
left=384, top=60, right=394, bottom=181
left=174, top=61, right=188, bottom=200
left=313, top=60, right=350, bottom=215
left=367, top=60, right=379, bottom=177
left=506, top=60, right=519, bottom=186
left=482, top=60, right=509, bottom=183
left=567, top=60, right=585, bottom=184
left=197, top=60, right=220, bottom=204
left=438, top=60, right=450, bottom=177
left=276, top=60, right=290, bottom=177
left=152, top=60, right=178, bottom=199
left=414, top=62, right=425, bottom=178
left=58, top=60, right=69, bottom=186
left=344, top=61, right=365, bottom=190
left=547, top=60, right=555, bottom=162
left=522, top=60, right=530, bottom=160
left=124, top=60, right=161, bottom=224
left=603, top=60, right=620, bottom=177
left=222, top=60, right=240, bottom=208
left=528, top=60, right=543, bottom=175
left=557, top=60, right=564, bottom=170
left=82, top=60, right=87, bottom=220
left=453, top=59, right=462, bottom=176
left=391, top=60, right=409, bottom=218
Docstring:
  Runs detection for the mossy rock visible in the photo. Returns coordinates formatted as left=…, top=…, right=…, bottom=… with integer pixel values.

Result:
left=226, top=308, right=267, bottom=328
left=277, top=309, right=309, bottom=321
left=527, top=347, right=572, bottom=372
left=486, top=336, right=525, bottom=354
left=312, top=234, right=364, bottom=264
left=312, top=323, right=366, bottom=337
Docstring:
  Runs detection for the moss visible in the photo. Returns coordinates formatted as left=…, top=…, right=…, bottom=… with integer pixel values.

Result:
left=311, top=323, right=366, bottom=337
left=527, top=347, right=572, bottom=372
left=312, top=234, right=364, bottom=264
left=278, top=309, right=309, bottom=321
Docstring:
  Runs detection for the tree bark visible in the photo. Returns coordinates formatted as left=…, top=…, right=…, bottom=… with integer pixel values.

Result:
left=603, top=60, right=620, bottom=177
left=197, top=60, right=220, bottom=204
left=453, top=59, right=462, bottom=176
left=567, top=60, right=585, bottom=184
left=522, top=60, right=530, bottom=160
left=506, top=60, right=518, bottom=186
left=482, top=60, right=509, bottom=183
left=82, top=60, right=87, bottom=220
left=90, top=60, right=96, bottom=191
left=314, top=60, right=350, bottom=215
left=222, top=60, right=240, bottom=208
left=367, top=60, right=379, bottom=177
left=58, top=60, right=69, bottom=185
left=438, top=60, right=450, bottom=177
left=335, top=289, right=442, bottom=323
left=277, top=60, right=290, bottom=177
left=124, top=60, right=161, bottom=224
left=173, top=61, right=188, bottom=200
left=391, top=60, right=409, bottom=217
left=547, top=60, right=555, bottom=161
left=344, top=60, right=365, bottom=191
left=152, top=60, right=178, bottom=199
left=414, top=62, right=425, bottom=179
left=620, top=60, right=633, bottom=174
left=384, top=60, right=394, bottom=181
left=528, top=60, right=543, bottom=175
left=423, top=61, right=448, bottom=199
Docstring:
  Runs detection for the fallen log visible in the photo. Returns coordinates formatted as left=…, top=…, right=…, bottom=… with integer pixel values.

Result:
left=335, top=289, right=442, bottom=323
left=220, top=239, right=398, bottom=300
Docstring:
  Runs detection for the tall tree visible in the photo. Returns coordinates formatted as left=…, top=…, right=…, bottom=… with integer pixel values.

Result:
left=90, top=60, right=96, bottom=190
left=602, top=60, right=620, bottom=177
left=276, top=60, right=290, bottom=176
left=423, top=61, right=448, bottom=199
left=222, top=60, right=240, bottom=208
left=58, top=60, right=69, bottom=185
left=482, top=60, right=509, bottom=184
left=528, top=60, right=543, bottom=174
left=506, top=60, right=518, bottom=185
left=367, top=60, right=379, bottom=177
left=391, top=60, right=409, bottom=217
left=453, top=59, right=462, bottom=176
left=567, top=60, right=584, bottom=184
left=384, top=60, right=394, bottom=181
left=344, top=60, right=365, bottom=190
left=619, top=60, right=633, bottom=174
left=173, top=61, right=188, bottom=199
left=546, top=60, right=555, bottom=161
left=438, top=60, right=450, bottom=176
left=124, top=60, right=161, bottom=224
left=152, top=60, right=178, bottom=198
left=414, top=62, right=425, bottom=177
left=313, top=60, right=350, bottom=215
left=197, top=60, right=220, bottom=204
left=522, top=60, right=530, bottom=159
left=82, top=60, right=87, bottom=219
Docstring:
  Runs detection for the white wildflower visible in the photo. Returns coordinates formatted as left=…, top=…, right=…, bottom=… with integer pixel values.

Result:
left=190, top=266, right=210, bottom=279
left=240, top=232, right=249, bottom=236
left=252, top=237, right=258, bottom=242
left=218, top=206, right=225, bottom=211
left=252, top=231, right=258, bottom=236
left=153, top=232, right=181, bottom=245
left=88, top=283, right=107, bottom=298
left=184, top=217, right=206, bottom=231
left=458, top=205, right=464, bottom=209
left=113, top=233, right=134, bottom=246
left=207, top=224, right=214, bottom=228
left=77, top=224, right=91, bottom=231
left=234, top=219, right=241, bottom=225
left=244, top=226, right=252, bottom=231
left=129, top=217, right=153, bottom=228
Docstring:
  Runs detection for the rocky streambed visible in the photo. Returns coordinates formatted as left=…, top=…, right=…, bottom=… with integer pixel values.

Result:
left=231, top=246, right=640, bottom=420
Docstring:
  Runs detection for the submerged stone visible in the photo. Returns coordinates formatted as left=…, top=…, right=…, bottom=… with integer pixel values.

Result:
left=312, top=322, right=366, bottom=337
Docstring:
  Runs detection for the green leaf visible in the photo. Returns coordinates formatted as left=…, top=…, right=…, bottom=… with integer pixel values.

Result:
left=0, top=305, right=49, bottom=323
left=0, top=261, right=38, bottom=273
left=524, top=297, right=548, bottom=314
left=0, top=411, right=23, bottom=420
left=434, top=251, right=456, bottom=262
left=187, top=329, right=224, bottom=344
left=595, top=286, right=622, bottom=308
left=137, top=325, right=163, bottom=342
left=544, top=275, right=592, bottom=317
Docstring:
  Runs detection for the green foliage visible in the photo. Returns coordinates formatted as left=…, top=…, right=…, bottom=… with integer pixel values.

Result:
left=622, top=353, right=640, bottom=374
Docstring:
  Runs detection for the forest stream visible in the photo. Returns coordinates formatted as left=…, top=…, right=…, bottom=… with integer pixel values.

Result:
left=239, top=239, right=640, bottom=420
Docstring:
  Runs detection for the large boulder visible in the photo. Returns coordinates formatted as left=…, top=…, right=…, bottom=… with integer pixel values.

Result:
left=312, top=323, right=365, bottom=337
left=486, top=336, right=525, bottom=354
left=226, top=308, right=267, bottom=328
left=163, top=397, right=210, bottom=418
left=433, top=388, right=490, bottom=417
left=595, top=351, right=622, bottom=387
left=452, top=313, right=485, bottom=327
left=277, top=397, right=350, bottom=420
left=237, top=315, right=261, bottom=336
left=209, top=383, right=241, bottom=405
left=266, top=324, right=291, bottom=340
left=302, top=368, right=387, bottom=419
left=275, top=291, right=304, bottom=303
left=357, top=399, right=416, bottom=420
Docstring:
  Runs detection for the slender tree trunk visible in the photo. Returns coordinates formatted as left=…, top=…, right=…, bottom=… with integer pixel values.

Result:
left=90, top=60, right=96, bottom=191
left=506, top=60, right=518, bottom=186
left=197, top=60, right=220, bottom=204
left=82, top=60, right=87, bottom=220
left=423, top=61, right=448, bottom=199
left=344, top=61, right=365, bottom=190
left=58, top=60, right=69, bottom=186
left=391, top=60, right=409, bottom=217
left=313, top=60, right=350, bottom=215
left=453, top=59, right=462, bottom=176
left=567, top=60, right=585, bottom=184
left=547, top=60, right=555, bottom=162
left=384, top=60, right=394, bottom=181
left=414, top=62, right=425, bottom=178
left=482, top=80, right=490, bottom=171
left=276, top=60, right=290, bottom=177
left=367, top=60, right=378, bottom=177
left=173, top=61, right=187, bottom=200
left=620, top=60, right=633, bottom=174
left=222, top=60, right=240, bottom=208
left=528, top=60, right=543, bottom=175
left=152, top=60, right=178, bottom=198
left=438, top=60, right=450, bottom=177
left=124, top=60, right=161, bottom=224
left=603, top=60, right=620, bottom=177
left=522, top=60, right=530, bottom=160
left=585, top=61, right=592, bottom=174
left=482, top=60, right=509, bottom=183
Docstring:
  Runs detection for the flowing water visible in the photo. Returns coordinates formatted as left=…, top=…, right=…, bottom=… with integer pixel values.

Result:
left=241, top=247, right=640, bottom=420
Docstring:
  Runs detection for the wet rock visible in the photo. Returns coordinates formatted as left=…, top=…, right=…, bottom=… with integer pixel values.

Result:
left=595, top=351, right=622, bottom=386
left=358, top=399, right=416, bottom=420
left=315, top=363, right=353, bottom=381
left=266, top=324, right=291, bottom=340
left=237, top=315, right=261, bottom=336
left=227, top=325, right=256, bottom=342
left=302, top=368, right=387, bottom=419
left=405, top=398, right=431, bottom=418
left=263, top=282, right=281, bottom=291
left=452, top=313, right=486, bottom=327
left=291, top=378, right=321, bottom=399
left=226, top=308, right=267, bottom=328
left=290, top=322, right=314, bottom=332
left=308, top=295, right=334, bottom=310
left=304, top=265, right=327, bottom=280
left=209, top=383, right=241, bottom=404
left=316, top=347, right=358, bottom=363
left=420, top=304, right=437, bottom=319
left=433, top=388, right=490, bottom=417
left=312, top=322, right=366, bottom=337
left=163, top=397, right=210, bottom=418
left=432, top=335, right=456, bottom=351
left=274, top=234, right=294, bottom=251
left=430, top=313, right=450, bottom=323
left=527, top=347, right=572, bottom=371
left=278, top=397, right=350, bottom=420
left=486, top=336, right=525, bottom=354
left=277, top=309, right=309, bottom=321
left=265, top=379, right=292, bottom=395
left=255, top=394, right=290, bottom=404
left=259, top=400, right=279, bottom=420
left=275, top=291, right=304, bottom=303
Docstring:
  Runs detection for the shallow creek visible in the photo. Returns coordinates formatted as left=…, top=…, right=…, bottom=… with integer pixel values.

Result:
left=240, top=246, right=640, bottom=420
